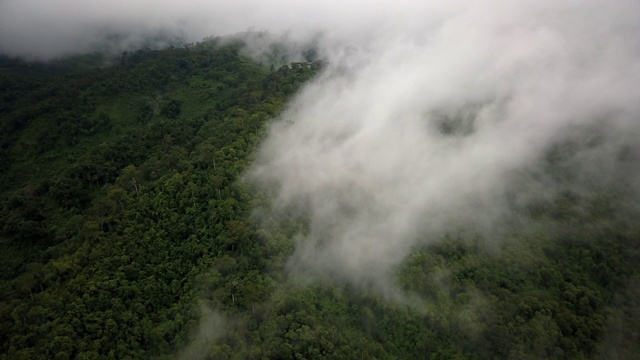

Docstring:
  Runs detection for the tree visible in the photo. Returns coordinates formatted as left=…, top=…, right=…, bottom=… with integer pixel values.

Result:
left=160, top=99, right=181, bottom=119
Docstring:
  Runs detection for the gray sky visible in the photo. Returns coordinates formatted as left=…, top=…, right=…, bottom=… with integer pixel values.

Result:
left=0, top=0, right=442, bottom=59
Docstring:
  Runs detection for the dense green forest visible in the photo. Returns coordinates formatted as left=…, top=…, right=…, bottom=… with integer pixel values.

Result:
left=1, top=38, right=639, bottom=360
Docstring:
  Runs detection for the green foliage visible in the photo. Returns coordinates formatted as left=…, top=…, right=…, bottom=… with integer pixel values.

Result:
left=1, top=38, right=639, bottom=360
left=0, top=40, right=319, bottom=359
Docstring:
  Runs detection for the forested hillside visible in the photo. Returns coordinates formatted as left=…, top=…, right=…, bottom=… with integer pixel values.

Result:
left=1, top=38, right=639, bottom=360
left=0, top=39, right=320, bottom=359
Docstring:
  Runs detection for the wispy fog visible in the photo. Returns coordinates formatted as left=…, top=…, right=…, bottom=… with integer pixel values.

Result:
left=1, top=1, right=446, bottom=60
left=247, top=0, right=640, bottom=288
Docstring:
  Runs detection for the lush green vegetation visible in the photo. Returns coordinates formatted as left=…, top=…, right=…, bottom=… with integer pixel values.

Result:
left=1, top=39, right=638, bottom=359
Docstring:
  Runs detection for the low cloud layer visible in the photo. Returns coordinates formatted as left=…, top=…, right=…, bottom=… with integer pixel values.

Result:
left=1, top=0, right=445, bottom=60
left=249, top=0, right=640, bottom=287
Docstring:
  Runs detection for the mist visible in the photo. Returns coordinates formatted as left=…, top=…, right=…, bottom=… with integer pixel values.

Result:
left=1, top=0, right=430, bottom=60
left=3, top=0, right=639, bottom=288
left=247, top=0, right=640, bottom=288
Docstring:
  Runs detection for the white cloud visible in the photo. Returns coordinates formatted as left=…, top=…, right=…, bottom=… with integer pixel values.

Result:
left=248, top=0, right=640, bottom=287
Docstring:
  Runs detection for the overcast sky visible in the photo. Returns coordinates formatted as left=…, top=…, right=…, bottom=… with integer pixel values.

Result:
left=0, top=0, right=446, bottom=60
left=2, top=0, right=639, bottom=292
